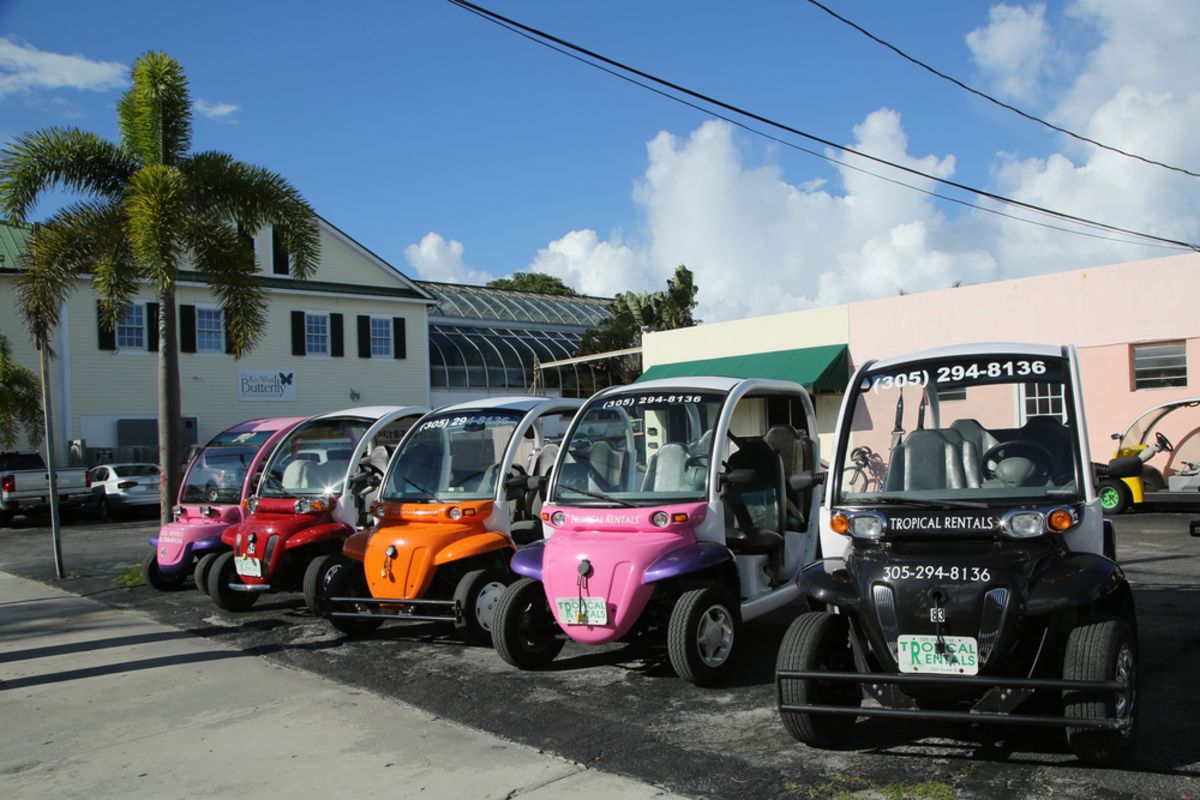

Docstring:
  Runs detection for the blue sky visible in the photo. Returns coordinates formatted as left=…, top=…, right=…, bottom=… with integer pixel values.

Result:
left=2, top=1, right=1198, bottom=321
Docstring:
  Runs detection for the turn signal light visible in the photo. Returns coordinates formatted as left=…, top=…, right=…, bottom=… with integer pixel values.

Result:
left=1047, top=508, right=1074, bottom=532
left=671, top=512, right=689, bottom=523
left=830, top=513, right=850, bottom=535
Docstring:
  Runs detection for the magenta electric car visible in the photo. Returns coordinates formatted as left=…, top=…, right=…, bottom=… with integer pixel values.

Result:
left=144, top=416, right=305, bottom=591
left=492, top=377, right=824, bottom=686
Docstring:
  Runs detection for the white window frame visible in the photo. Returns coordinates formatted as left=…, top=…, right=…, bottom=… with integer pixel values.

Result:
left=1131, top=341, right=1188, bottom=390
left=116, top=303, right=147, bottom=352
left=305, top=311, right=330, bottom=357
left=195, top=305, right=225, bottom=354
left=369, top=315, right=393, bottom=359
left=1018, top=381, right=1066, bottom=424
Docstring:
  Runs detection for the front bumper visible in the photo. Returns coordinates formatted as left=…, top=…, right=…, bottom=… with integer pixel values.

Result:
left=327, top=596, right=459, bottom=624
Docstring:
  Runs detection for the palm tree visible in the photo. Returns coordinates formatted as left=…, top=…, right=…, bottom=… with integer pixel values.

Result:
left=0, top=331, right=43, bottom=449
left=0, top=52, right=320, bottom=524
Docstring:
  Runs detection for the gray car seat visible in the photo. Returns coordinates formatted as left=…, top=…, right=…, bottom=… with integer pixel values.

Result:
left=939, top=428, right=981, bottom=489
left=764, top=424, right=809, bottom=528
left=642, top=442, right=694, bottom=492
left=885, top=429, right=966, bottom=491
left=724, top=438, right=786, bottom=555
left=512, top=443, right=559, bottom=545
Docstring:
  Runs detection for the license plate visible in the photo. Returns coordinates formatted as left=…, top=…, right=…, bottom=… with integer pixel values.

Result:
left=897, top=634, right=978, bottom=675
left=556, top=596, right=607, bottom=626
left=234, top=556, right=262, bottom=577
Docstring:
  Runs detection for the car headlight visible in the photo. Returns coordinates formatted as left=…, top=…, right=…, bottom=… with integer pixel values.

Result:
left=849, top=513, right=885, bottom=540
left=1003, top=511, right=1045, bottom=538
left=293, top=497, right=328, bottom=514
left=650, top=510, right=670, bottom=528
left=550, top=510, right=565, bottom=527
left=245, top=496, right=259, bottom=514
left=447, top=506, right=463, bottom=520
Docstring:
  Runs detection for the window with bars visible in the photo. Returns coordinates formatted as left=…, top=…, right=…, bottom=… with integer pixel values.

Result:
left=305, top=313, right=329, bottom=356
left=196, top=308, right=224, bottom=352
left=369, top=317, right=392, bottom=357
left=1131, top=341, right=1187, bottom=389
left=117, top=305, right=145, bottom=349
left=1022, top=381, right=1065, bottom=422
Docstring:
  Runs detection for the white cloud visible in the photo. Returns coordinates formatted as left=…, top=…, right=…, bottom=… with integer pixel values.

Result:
left=403, top=232, right=494, bottom=284
left=966, top=4, right=1053, bottom=101
left=194, top=99, right=239, bottom=123
left=526, top=229, right=645, bottom=298
left=0, top=37, right=126, bottom=97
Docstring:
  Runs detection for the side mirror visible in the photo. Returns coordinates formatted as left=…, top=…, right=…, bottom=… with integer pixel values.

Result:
left=1111, top=432, right=1121, bottom=440
left=1106, top=456, right=1143, bottom=480
left=348, top=470, right=381, bottom=495
left=721, top=468, right=756, bottom=488
left=505, top=473, right=545, bottom=499
left=789, top=471, right=827, bottom=492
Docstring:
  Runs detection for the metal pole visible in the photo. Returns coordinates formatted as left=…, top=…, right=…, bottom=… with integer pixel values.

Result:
left=38, top=339, right=65, bottom=579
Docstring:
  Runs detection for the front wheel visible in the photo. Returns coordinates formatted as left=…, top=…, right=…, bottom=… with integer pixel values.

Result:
left=322, top=557, right=383, bottom=637
left=453, top=567, right=511, bottom=646
left=193, top=552, right=219, bottom=595
left=142, top=552, right=187, bottom=591
left=1063, top=618, right=1137, bottom=764
left=207, top=551, right=260, bottom=612
left=776, top=611, right=861, bottom=747
left=1098, top=479, right=1131, bottom=515
left=493, top=578, right=564, bottom=669
left=667, top=586, right=740, bottom=687
left=303, top=554, right=339, bottom=615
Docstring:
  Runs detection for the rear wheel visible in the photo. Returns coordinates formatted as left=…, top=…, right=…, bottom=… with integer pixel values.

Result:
left=667, top=586, right=740, bottom=687
left=193, top=552, right=219, bottom=595
left=303, top=554, right=339, bottom=614
left=142, top=552, right=186, bottom=591
left=1063, top=618, right=1137, bottom=764
left=207, top=551, right=259, bottom=612
left=493, top=578, right=564, bottom=669
left=776, top=611, right=861, bottom=747
left=453, top=567, right=510, bottom=646
left=0, top=508, right=13, bottom=527
left=322, top=557, right=382, bottom=637
left=1098, top=480, right=1131, bottom=515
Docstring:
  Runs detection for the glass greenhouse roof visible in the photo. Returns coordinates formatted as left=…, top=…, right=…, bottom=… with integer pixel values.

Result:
left=418, top=281, right=611, bottom=327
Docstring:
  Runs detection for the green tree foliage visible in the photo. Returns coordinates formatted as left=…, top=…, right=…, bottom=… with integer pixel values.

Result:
left=486, top=271, right=578, bottom=296
left=0, top=331, right=43, bottom=449
left=576, top=264, right=699, bottom=386
left=0, top=51, right=319, bottom=523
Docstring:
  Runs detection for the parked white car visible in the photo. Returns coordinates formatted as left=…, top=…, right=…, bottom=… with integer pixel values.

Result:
left=87, top=463, right=162, bottom=518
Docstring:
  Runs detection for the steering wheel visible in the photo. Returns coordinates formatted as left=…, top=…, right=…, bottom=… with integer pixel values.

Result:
left=685, top=454, right=709, bottom=471
left=1155, top=431, right=1174, bottom=452
left=981, top=440, right=1053, bottom=485
left=360, top=462, right=385, bottom=478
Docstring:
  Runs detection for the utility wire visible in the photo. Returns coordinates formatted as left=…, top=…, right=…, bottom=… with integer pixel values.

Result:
left=802, top=0, right=1200, bottom=180
left=447, top=0, right=1200, bottom=252
left=451, top=1, right=1183, bottom=252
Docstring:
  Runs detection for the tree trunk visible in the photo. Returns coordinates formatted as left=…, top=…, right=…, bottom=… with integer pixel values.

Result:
left=157, top=287, right=182, bottom=526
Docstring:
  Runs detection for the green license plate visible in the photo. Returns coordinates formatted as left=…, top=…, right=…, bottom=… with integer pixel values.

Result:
left=556, top=596, right=607, bottom=626
left=897, top=634, right=978, bottom=675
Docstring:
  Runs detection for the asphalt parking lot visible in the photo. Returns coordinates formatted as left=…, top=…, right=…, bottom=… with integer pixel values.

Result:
left=1, top=510, right=1198, bottom=800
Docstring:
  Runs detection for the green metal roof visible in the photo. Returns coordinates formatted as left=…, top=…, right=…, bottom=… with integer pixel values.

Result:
left=0, top=222, right=32, bottom=270
left=636, top=344, right=851, bottom=393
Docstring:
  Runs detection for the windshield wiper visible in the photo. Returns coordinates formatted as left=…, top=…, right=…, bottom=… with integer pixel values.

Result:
left=557, top=484, right=637, bottom=508
left=403, top=476, right=442, bottom=503
left=853, top=496, right=991, bottom=510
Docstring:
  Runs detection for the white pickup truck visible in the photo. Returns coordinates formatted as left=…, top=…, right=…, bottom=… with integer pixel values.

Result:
left=0, top=451, right=91, bottom=527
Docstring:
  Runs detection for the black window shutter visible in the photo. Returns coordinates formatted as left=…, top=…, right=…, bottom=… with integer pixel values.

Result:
left=224, top=310, right=236, bottom=355
left=272, top=227, right=289, bottom=275
left=291, top=310, right=306, bottom=356
left=392, top=317, right=406, bottom=359
left=330, top=313, right=344, bottom=357
left=147, top=303, right=159, bottom=352
left=179, top=305, right=196, bottom=353
left=357, top=315, right=371, bottom=358
left=97, top=301, right=115, bottom=351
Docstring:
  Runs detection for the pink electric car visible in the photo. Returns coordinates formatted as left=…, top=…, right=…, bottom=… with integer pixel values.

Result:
left=492, top=377, right=824, bottom=686
left=144, top=417, right=305, bottom=591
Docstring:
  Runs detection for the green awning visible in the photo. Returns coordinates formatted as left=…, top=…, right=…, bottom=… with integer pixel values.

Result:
left=636, top=344, right=850, bottom=393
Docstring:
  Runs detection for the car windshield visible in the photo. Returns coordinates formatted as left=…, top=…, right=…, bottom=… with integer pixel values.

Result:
left=551, top=390, right=725, bottom=506
left=259, top=418, right=369, bottom=498
left=381, top=410, right=525, bottom=503
left=837, top=352, right=1082, bottom=505
left=181, top=428, right=277, bottom=504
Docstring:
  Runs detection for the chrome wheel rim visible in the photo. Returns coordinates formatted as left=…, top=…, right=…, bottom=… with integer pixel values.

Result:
left=476, top=581, right=507, bottom=632
left=696, top=604, right=734, bottom=667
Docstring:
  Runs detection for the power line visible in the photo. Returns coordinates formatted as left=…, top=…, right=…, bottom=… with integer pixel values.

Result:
left=446, top=0, right=1199, bottom=252
left=802, top=0, right=1200, bottom=180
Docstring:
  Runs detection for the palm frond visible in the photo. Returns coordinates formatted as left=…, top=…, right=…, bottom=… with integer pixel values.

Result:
left=184, top=214, right=267, bottom=358
left=0, top=332, right=43, bottom=449
left=182, top=152, right=320, bottom=278
left=125, top=164, right=188, bottom=293
left=18, top=200, right=130, bottom=351
left=0, top=128, right=137, bottom=223
left=117, top=52, right=192, bottom=167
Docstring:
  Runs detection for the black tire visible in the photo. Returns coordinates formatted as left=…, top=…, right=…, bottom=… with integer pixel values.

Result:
left=303, top=554, right=338, bottom=614
left=453, top=567, right=511, bottom=646
left=0, top=508, right=12, bottom=527
left=207, top=551, right=260, bottom=612
left=667, top=586, right=741, bottom=687
left=493, top=578, right=564, bottom=669
left=1098, top=479, right=1131, bottom=516
left=142, top=552, right=187, bottom=591
left=322, top=556, right=383, bottom=637
left=776, top=611, right=861, bottom=747
left=1063, top=618, right=1138, bottom=764
left=193, top=552, right=220, bottom=595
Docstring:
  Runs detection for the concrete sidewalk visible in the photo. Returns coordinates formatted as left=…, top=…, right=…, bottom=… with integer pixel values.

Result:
left=0, top=571, right=683, bottom=800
